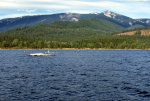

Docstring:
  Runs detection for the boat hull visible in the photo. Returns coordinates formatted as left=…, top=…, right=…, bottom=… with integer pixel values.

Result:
left=28, top=53, right=55, bottom=56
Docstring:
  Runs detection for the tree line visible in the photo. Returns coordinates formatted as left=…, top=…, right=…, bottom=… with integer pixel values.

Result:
left=0, top=34, right=149, bottom=49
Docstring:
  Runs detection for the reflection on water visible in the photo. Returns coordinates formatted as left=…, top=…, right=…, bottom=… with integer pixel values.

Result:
left=0, top=49, right=150, bottom=101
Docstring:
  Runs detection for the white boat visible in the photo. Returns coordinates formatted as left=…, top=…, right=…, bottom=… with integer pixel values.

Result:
left=29, top=53, right=55, bottom=56
left=29, top=50, right=55, bottom=56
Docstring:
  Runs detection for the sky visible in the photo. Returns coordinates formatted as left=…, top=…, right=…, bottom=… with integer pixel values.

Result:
left=0, top=0, right=150, bottom=19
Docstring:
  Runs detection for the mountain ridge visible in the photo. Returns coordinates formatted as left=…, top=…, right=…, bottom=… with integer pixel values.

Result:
left=1, top=11, right=150, bottom=32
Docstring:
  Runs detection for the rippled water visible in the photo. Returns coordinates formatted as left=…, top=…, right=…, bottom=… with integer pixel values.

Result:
left=0, top=49, right=150, bottom=101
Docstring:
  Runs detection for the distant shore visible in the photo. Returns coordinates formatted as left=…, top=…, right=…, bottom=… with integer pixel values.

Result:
left=0, top=48, right=150, bottom=50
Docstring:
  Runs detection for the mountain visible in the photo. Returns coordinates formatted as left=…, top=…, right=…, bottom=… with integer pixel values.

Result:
left=101, top=11, right=147, bottom=28
left=1, top=18, right=124, bottom=41
left=135, top=19, right=150, bottom=26
left=0, top=11, right=150, bottom=32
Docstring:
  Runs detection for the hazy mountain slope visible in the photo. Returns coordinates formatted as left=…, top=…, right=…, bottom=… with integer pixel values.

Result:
left=135, top=19, right=150, bottom=26
left=0, top=11, right=150, bottom=32
left=0, top=14, right=64, bottom=32
left=99, top=11, right=148, bottom=28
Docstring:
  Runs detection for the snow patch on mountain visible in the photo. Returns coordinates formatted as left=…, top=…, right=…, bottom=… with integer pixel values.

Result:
left=90, top=12, right=100, bottom=15
left=129, top=22, right=133, bottom=26
left=59, top=13, right=80, bottom=21
left=71, top=18, right=79, bottom=21
left=103, top=11, right=117, bottom=19
left=146, top=20, right=150, bottom=23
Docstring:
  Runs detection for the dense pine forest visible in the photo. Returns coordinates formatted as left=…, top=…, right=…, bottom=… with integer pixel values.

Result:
left=0, top=18, right=150, bottom=49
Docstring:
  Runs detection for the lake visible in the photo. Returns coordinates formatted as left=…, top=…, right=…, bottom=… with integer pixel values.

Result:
left=0, top=49, right=150, bottom=101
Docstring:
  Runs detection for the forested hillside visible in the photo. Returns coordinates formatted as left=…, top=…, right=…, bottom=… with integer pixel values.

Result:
left=1, top=18, right=124, bottom=40
left=0, top=19, right=150, bottom=49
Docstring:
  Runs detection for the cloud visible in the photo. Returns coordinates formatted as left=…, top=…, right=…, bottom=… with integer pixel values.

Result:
left=0, top=0, right=122, bottom=9
left=134, top=0, right=150, bottom=1
left=0, top=1, right=19, bottom=8
left=0, top=0, right=150, bottom=19
left=0, top=13, right=43, bottom=19
left=17, top=9, right=37, bottom=13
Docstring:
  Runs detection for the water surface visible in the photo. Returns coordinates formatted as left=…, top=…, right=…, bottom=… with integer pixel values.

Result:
left=0, top=49, right=150, bottom=101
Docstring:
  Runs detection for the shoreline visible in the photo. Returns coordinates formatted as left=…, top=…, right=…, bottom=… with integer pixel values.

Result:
left=0, top=48, right=150, bottom=50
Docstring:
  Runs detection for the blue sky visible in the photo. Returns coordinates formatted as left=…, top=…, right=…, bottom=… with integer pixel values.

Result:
left=0, top=0, right=150, bottom=19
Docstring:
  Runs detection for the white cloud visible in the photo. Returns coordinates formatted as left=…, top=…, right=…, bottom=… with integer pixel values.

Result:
left=0, top=13, right=38, bottom=19
left=26, top=9, right=37, bottom=13
left=0, top=1, right=19, bottom=8
left=0, top=0, right=150, bottom=19
left=0, top=0, right=122, bottom=9
left=134, top=0, right=149, bottom=1
left=17, top=9, right=37, bottom=13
